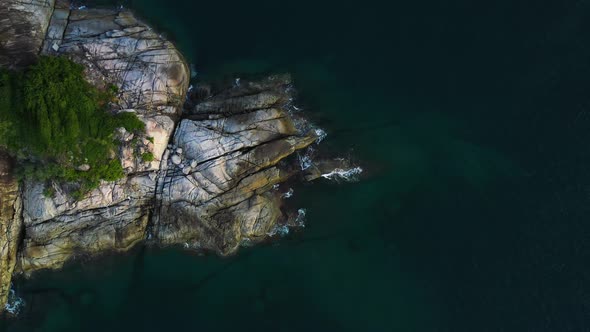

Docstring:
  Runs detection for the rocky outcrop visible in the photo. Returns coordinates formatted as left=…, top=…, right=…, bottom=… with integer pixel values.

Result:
left=1, top=1, right=360, bottom=314
left=0, top=151, right=22, bottom=311
left=16, top=5, right=190, bottom=275
left=43, top=5, right=190, bottom=173
left=17, top=73, right=322, bottom=274
left=0, top=0, right=56, bottom=69
left=18, top=174, right=154, bottom=272
left=155, top=76, right=318, bottom=254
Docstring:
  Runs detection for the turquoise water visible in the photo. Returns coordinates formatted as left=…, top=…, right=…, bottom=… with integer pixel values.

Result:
left=3, top=0, right=590, bottom=331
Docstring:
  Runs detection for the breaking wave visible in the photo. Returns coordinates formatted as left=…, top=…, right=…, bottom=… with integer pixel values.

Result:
left=298, top=147, right=315, bottom=170
left=267, top=224, right=290, bottom=237
left=281, top=188, right=294, bottom=199
left=4, top=286, right=24, bottom=316
left=295, top=208, right=307, bottom=227
left=321, top=167, right=363, bottom=182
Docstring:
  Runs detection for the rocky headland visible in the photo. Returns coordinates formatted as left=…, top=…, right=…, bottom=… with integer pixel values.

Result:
left=0, top=0, right=360, bottom=314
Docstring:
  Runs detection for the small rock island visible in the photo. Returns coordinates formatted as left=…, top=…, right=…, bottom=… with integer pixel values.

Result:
left=0, top=0, right=359, bottom=314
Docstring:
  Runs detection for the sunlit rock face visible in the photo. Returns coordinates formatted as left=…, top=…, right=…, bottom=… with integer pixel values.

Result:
left=18, top=174, right=155, bottom=273
left=154, top=75, right=319, bottom=255
left=44, top=6, right=190, bottom=173
left=0, top=0, right=56, bottom=69
left=1, top=2, right=360, bottom=308
left=16, top=5, right=190, bottom=275
left=0, top=151, right=22, bottom=311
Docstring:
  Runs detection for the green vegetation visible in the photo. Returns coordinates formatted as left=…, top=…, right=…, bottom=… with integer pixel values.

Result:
left=0, top=56, right=145, bottom=197
left=141, top=152, right=155, bottom=162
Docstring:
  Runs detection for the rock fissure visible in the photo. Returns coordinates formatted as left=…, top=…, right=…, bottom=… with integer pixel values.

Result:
left=0, top=0, right=359, bottom=313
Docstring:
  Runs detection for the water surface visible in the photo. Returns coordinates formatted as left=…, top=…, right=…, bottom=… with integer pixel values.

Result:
left=4, top=0, right=590, bottom=331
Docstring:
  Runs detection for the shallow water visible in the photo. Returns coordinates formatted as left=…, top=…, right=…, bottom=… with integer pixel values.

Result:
left=3, top=0, right=590, bottom=331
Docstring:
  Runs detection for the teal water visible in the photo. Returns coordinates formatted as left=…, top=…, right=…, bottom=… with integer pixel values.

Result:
left=4, top=0, right=590, bottom=331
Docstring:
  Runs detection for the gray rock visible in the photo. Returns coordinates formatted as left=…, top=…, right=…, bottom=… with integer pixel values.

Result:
left=18, top=174, right=155, bottom=273
left=43, top=6, right=189, bottom=174
left=76, top=164, right=91, bottom=172
left=171, top=155, right=182, bottom=165
left=0, top=151, right=22, bottom=311
left=154, top=76, right=318, bottom=255
left=0, top=0, right=56, bottom=68
left=57, top=9, right=189, bottom=110
left=1, top=2, right=355, bottom=308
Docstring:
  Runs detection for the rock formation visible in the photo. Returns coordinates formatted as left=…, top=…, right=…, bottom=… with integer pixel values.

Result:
left=15, top=3, right=190, bottom=277
left=0, top=0, right=359, bottom=313
left=155, top=75, right=318, bottom=255
left=0, top=151, right=22, bottom=311
left=0, top=0, right=55, bottom=69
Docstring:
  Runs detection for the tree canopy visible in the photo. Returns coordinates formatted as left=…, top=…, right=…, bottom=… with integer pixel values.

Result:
left=0, top=56, right=145, bottom=197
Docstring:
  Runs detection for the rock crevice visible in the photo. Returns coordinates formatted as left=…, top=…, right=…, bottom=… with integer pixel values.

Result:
left=0, top=1, right=360, bottom=313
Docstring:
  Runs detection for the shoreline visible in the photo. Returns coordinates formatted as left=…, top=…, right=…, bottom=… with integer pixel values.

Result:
left=0, top=0, right=360, bottom=315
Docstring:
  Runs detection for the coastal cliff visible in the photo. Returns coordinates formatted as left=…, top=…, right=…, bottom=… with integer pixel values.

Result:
left=0, top=152, right=21, bottom=313
left=0, top=0, right=359, bottom=313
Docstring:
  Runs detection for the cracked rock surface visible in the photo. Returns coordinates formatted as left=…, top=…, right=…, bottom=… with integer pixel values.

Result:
left=43, top=5, right=190, bottom=174
left=0, top=151, right=22, bottom=311
left=155, top=76, right=318, bottom=254
left=0, top=0, right=55, bottom=69
left=15, top=5, right=190, bottom=277
left=0, top=1, right=354, bottom=314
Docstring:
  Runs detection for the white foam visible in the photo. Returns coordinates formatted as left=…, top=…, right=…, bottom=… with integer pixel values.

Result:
left=314, top=128, right=327, bottom=143
left=295, top=208, right=307, bottom=227
left=321, top=167, right=363, bottom=182
left=267, top=224, right=290, bottom=237
left=4, top=286, right=24, bottom=316
left=281, top=188, right=294, bottom=199
left=298, top=147, right=315, bottom=170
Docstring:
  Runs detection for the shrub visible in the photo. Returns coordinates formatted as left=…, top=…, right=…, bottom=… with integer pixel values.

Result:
left=141, top=152, right=155, bottom=162
left=0, top=56, right=145, bottom=198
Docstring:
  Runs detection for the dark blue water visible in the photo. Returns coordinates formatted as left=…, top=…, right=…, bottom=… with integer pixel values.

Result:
left=4, top=0, right=590, bottom=331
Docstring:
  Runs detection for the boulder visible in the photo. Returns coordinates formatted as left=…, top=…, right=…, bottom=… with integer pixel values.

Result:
left=44, top=6, right=190, bottom=174
left=154, top=76, right=318, bottom=255
left=171, top=155, right=182, bottom=165
left=76, top=164, right=91, bottom=172
left=56, top=9, right=189, bottom=110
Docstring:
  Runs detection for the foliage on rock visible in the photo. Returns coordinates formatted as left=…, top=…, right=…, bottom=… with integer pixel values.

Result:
left=0, top=56, right=145, bottom=196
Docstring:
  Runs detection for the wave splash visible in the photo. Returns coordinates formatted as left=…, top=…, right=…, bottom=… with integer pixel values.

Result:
left=4, top=286, right=25, bottom=316
left=321, top=166, right=363, bottom=182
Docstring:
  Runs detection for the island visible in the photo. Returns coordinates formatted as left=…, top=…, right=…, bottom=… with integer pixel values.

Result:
left=0, top=0, right=360, bottom=314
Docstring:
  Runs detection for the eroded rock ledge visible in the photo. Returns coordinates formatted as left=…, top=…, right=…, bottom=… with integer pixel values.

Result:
left=0, top=151, right=22, bottom=314
left=0, top=1, right=359, bottom=313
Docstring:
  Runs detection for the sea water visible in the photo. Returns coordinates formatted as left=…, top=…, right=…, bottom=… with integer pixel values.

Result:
left=3, top=0, right=590, bottom=331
